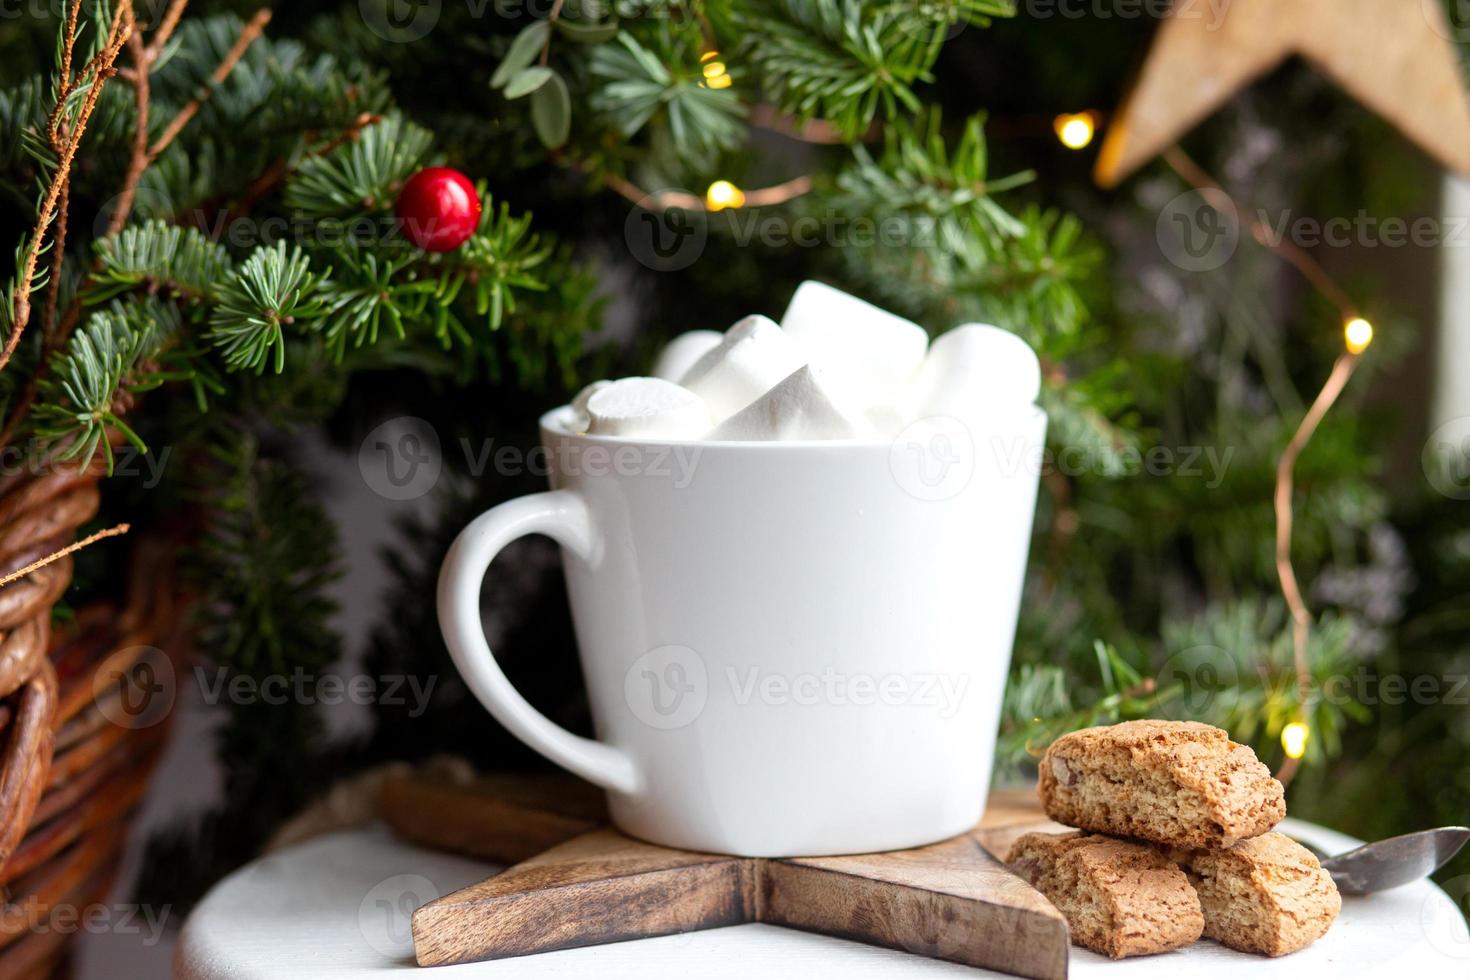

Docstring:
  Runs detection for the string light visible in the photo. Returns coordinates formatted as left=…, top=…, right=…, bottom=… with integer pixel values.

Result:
left=700, top=50, right=732, bottom=90
left=1281, top=721, right=1310, bottom=760
left=1054, top=112, right=1096, bottom=150
left=705, top=179, right=746, bottom=211
left=1344, top=316, right=1374, bottom=355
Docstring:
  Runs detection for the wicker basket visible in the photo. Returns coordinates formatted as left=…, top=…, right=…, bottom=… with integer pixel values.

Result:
left=0, top=457, right=182, bottom=979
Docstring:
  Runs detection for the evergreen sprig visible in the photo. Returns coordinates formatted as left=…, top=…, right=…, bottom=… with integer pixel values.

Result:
left=588, top=29, right=745, bottom=168
left=207, top=242, right=328, bottom=373
left=87, top=220, right=233, bottom=304
left=447, top=195, right=554, bottom=331
left=32, top=306, right=157, bottom=470
left=283, top=113, right=433, bottom=217
left=724, top=0, right=1013, bottom=140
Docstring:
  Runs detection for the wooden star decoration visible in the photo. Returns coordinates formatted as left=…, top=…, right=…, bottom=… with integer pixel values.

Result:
left=383, top=770, right=1070, bottom=979
left=1095, top=0, right=1470, bottom=187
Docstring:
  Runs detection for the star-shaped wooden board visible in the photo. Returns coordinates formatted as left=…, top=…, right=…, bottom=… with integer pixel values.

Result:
left=383, top=770, right=1069, bottom=979
left=1096, top=0, right=1470, bottom=186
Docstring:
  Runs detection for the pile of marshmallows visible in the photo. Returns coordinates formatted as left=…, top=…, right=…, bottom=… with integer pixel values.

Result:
left=569, top=281, right=1041, bottom=442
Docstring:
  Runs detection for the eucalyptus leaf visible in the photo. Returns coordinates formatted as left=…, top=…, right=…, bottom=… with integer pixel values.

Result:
left=490, top=20, right=549, bottom=89
left=530, top=71, right=570, bottom=147
left=504, top=65, right=554, bottom=99
left=555, top=18, right=619, bottom=43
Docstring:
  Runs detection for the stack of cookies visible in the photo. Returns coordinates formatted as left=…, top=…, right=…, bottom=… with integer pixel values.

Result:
left=1008, top=720, right=1341, bottom=959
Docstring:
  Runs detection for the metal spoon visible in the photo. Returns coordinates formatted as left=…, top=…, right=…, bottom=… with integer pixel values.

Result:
left=1308, top=827, right=1470, bottom=895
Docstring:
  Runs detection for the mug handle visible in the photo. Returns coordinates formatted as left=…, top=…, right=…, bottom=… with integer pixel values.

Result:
left=437, top=489, right=640, bottom=795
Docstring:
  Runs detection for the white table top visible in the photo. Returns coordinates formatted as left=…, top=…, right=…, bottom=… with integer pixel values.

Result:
left=175, top=820, right=1470, bottom=979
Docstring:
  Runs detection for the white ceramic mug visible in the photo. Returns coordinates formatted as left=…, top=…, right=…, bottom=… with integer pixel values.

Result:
left=438, top=406, right=1046, bottom=857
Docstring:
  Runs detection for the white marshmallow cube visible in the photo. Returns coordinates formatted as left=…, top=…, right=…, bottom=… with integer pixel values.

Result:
left=585, top=377, right=712, bottom=439
left=678, top=315, right=807, bottom=422
left=779, top=281, right=929, bottom=410
left=904, top=323, right=1042, bottom=422
left=710, top=366, right=874, bottom=442
left=567, top=380, right=612, bottom=433
left=652, top=330, right=722, bottom=382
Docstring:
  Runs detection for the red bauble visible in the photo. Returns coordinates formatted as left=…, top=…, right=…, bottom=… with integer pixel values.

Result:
left=395, top=167, right=482, bottom=252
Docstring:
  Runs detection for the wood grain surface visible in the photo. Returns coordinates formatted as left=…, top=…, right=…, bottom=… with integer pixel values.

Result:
left=400, top=774, right=1069, bottom=979
left=413, top=828, right=753, bottom=967
left=382, top=770, right=605, bottom=865
left=765, top=833, right=1068, bottom=979
left=1096, top=0, right=1470, bottom=186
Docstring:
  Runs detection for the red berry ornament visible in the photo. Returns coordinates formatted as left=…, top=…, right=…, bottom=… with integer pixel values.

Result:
left=395, top=167, right=482, bottom=252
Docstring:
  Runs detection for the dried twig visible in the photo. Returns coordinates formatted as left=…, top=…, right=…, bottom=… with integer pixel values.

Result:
left=0, top=524, right=131, bottom=590
left=748, top=104, right=860, bottom=145
left=108, top=30, right=153, bottom=238
left=144, top=0, right=190, bottom=61
left=539, top=0, right=565, bottom=66
left=1270, top=352, right=1360, bottom=787
left=1161, top=144, right=1367, bottom=786
left=0, top=2, right=132, bottom=375
left=146, top=8, right=271, bottom=164
left=604, top=173, right=813, bottom=211
left=1163, top=146, right=1357, bottom=319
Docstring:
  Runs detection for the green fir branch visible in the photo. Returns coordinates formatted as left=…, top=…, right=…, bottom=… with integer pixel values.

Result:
left=87, top=219, right=234, bottom=304
left=283, top=113, right=433, bottom=217
left=589, top=30, right=745, bottom=168
left=207, top=242, right=329, bottom=373
left=725, top=0, right=1012, bottom=140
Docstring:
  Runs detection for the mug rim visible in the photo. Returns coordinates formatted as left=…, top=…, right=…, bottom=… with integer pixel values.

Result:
left=539, top=403, right=1047, bottom=452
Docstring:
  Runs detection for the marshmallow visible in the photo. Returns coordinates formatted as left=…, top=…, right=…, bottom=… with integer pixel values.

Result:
left=567, top=380, right=612, bottom=433
left=652, top=330, right=722, bottom=382
left=586, top=377, right=712, bottom=439
left=864, top=403, right=906, bottom=437
left=678, top=315, right=807, bottom=422
left=710, top=366, right=874, bottom=442
left=779, top=281, right=928, bottom=409
left=904, top=324, right=1041, bottom=422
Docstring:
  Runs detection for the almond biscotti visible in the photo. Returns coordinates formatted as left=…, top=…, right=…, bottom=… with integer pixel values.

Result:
left=1038, top=720, right=1286, bottom=849
left=1007, top=831, right=1205, bottom=959
left=1175, top=832, right=1341, bottom=956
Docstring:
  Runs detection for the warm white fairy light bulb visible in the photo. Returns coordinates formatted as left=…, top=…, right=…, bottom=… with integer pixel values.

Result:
left=1281, top=721, right=1310, bottom=760
left=1054, top=113, right=1096, bottom=150
left=705, top=180, right=745, bottom=211
left=1344, top=317, right=1374, bottom=355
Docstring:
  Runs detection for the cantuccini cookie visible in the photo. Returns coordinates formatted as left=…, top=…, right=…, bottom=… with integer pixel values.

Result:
left=1007, top=831, right=1204, bottom=959
left=1175, top=832, right=1341, bottom=956
left=1038, top=720, right=1286, bottom=849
